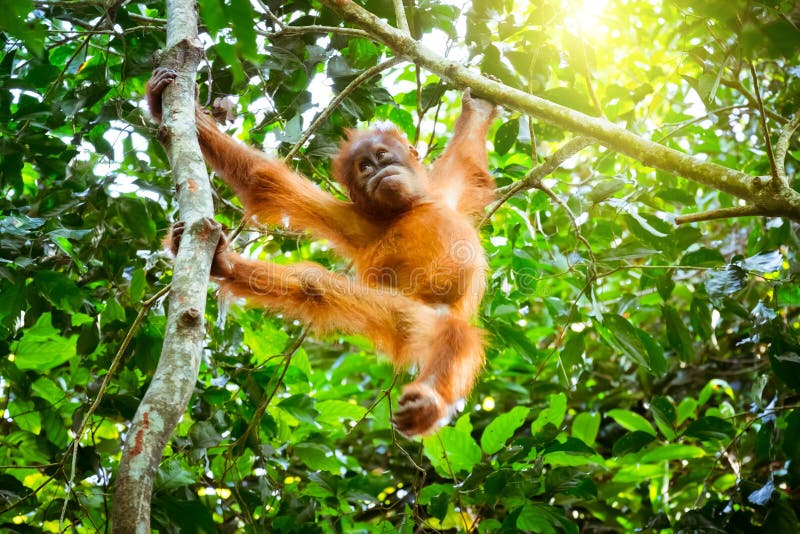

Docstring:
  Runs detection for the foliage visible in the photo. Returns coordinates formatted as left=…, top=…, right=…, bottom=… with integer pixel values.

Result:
left=1, top=0, right=800, bottom=531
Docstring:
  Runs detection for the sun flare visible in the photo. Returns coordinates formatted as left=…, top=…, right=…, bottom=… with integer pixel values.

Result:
left=563, top=0, right=610, bottom=38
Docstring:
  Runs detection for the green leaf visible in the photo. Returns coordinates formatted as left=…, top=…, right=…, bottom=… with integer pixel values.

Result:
left=0, top=0, right=45, bottom=56
left=117, top=197, right=157, bottom=241
left=34, top=270, right=83, bottom=313
left=587, top=177, right=625, bottom=203
left=782, top=410, right=800, bottom=462
left=156, top=459, right=198, bottom=491
left=684, top=416, right=735, bottom=442
left=481, top=405, right=530, bottom=454
left=294, top=443, right=341, bottom=474
left=189, top=421, right=223, bottom=449
left=197, top=0, right=226, bottom=35
left=42, top=410, right=68, bottom=448
left=612, top=430, right=656, bottom=456
left=163, top=499, right=216, bottom=534
left=423, top=426, right=482, bottom=476
left=596, top=314, right=661, bottom=374
left=129, top=268, right=146, bottom=302
left=663, top=306, right=694, bottom=362
left=316, top=400, right=367, bottom=426
left=229, top=0, right=258, bottom=60
left=571, top=412, right=600, bottom=446
left=8, top=399, right=41, bottom=433
left=676, top=397, right=698, bottom=426
left=278, top=394, right=318, bottom=425
left=531, top=393, right=567, bottom=435
left=31, top=377, right=64, bottom=405
left=49, top=234, right=86, bottom=273
left=681, top=247, right=725, bottom=267
left=494, top=118, right=519, bottom=155
left=545, top=467, right=597, bottom=499
left=650, top=396, right=677, bottom=440
left=101, top=297, right=126, bottom=328
left=14, top=313, right=77, bottom=371
left=690, top=297, right=713, bottom=339
left=607, top=409, right=656, bottom=436
left=640, top=444, right=705, bottom=462
left=244, top=324, right=289, bottom=365
left=517, top=503, right=578, bottom=534
left=623, top=213, right=670, bottom=252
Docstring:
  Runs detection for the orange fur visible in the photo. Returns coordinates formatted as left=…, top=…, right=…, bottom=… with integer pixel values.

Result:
left=148, top=68, right=496, bottom=436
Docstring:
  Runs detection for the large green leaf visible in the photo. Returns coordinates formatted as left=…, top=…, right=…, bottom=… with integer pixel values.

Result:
left=481, top=405, right=530, bottom=454
left=14, top=313, right=77, bottom=371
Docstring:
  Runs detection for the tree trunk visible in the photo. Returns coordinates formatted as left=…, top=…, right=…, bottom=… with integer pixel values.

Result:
left=111, top=1, right=217, bottom=531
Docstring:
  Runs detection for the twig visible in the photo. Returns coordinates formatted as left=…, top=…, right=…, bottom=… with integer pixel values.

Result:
left=748, top=63, right=780, bottom=185
left=348, top=373, right=400, bottom=434
left=59, top=284, right=171, bottom=530
left=579, top=46, right=604, bottom=118
left=483, top=136, right=595, bottom=225
left=128, top=13, right=167, bottom=25
left=258, top=26, right=370, bottom=39
left=775, top=114, right=800, bottom=185
left=675, top=205, right=766, bottom=225
left=232, top=328, right=309, bottom=450
left=283, top=56, right=403, bottom=161
left=392, top=0, right=410, bottom=34
left=254, top=2, right=286, bottom=29
left=692, top=404, right=800, bottom=508
left=657, top=104, right=748, bottom=142
left=720, top=76, right=788, bottom=124
left=434, top=432, right=471, bottom=532
left=532, top=179, right=596, bottom=263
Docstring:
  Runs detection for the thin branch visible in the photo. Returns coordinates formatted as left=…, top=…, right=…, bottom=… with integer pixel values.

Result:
left=257, top=25, right=370, bottom=39
left=60, top=284, right=171, bottom=531
left=748, top=63, right=780, bottom=184
left=128, top=13, right=167, bottom=25
left=720, top=76, right=788, bottom=124
left=433, top=433, right=471, bottom=532
left=320, top=0, right=800, bottom=221
left=775, top=114, right=800, bottom=184
left=483, top=136, right=595, bottom=225
left=0, top=471, right=60, bottom=515
left=675, top=205, right=766, bottom=225
left=254, top=1, right=286, bottom=29
left=283, top=56, right=403, bottom=161
left=579, top=45, right=604, bottom=118
left=348, top=374, right=400, bottom=435
left=392, top=0, right=410, bottom=34
left=232, top=329, right=309, bottom=450
left=657, top=104, right=748, bottom=142
left=533, top=180, right=596, bottom=263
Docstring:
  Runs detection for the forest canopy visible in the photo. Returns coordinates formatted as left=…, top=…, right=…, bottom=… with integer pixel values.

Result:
left=1, top=0, right=799, bottom=531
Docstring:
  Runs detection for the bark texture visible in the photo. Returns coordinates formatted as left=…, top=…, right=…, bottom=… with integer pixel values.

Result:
left=111, top=1, right=218, bottom=531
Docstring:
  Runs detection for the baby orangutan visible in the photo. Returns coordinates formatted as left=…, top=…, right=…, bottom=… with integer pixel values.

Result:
left=147, top=67, right=497, bottom=437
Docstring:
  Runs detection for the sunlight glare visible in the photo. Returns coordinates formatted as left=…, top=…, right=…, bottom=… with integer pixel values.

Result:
left=564, top=0, right=610, bottom=38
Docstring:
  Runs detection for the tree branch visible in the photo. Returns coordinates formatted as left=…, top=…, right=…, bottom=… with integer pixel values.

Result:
left=721, top=76, right=788, bottom=124
left=493, top=136, right=596, bottom=200
left=284, top=56, right=403, bottom=161
left=258, top=25, right=370, bottom=39
left=775, top=114, right=800, bottom=184
left=392, top=0, right=410, bottom=34
left=111, top=0, right=219, bottom=531
left=748, top=63, right=780, bottom=185
left=674, top=205, right=767, bottom=225
left=319, top=0, right=800, bottom=222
